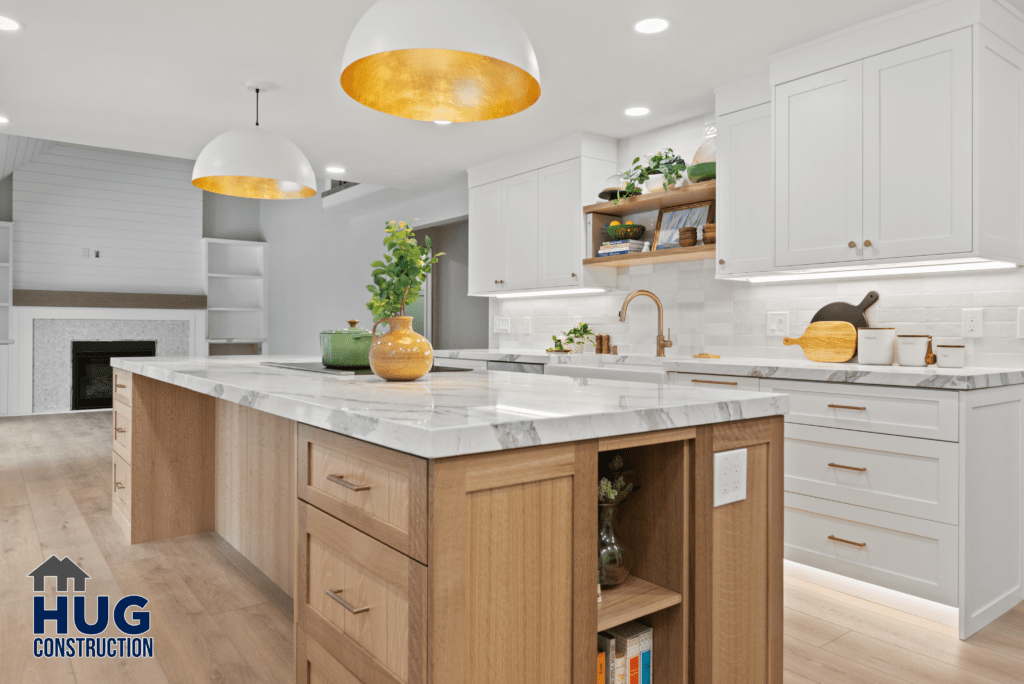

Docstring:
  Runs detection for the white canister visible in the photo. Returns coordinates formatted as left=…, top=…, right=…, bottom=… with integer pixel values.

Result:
left=935, top=345, right=965, bottom=368
left=897, top=335, right=932, bottom=367
left=857, top=328, right=896, bottom=365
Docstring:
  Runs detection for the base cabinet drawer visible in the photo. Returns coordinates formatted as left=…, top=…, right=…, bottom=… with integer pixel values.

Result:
left=113, top=368, right=132, bottom=407
left=760, top=379, right=959, bottom=441
left=112, top=400, right=132, bottom=463
left=668, top=372, right=761, bottom=392
left=111, top=451, right=131, bottom=538
left=297, top=502, right=426, bottom=684
left=785, top=492, right=958, bottom=606
left=784, top=424, right=959, bottom=524
left=298, top=424, right=427, bottom=564
left=296, top=626, right=367, bottom=684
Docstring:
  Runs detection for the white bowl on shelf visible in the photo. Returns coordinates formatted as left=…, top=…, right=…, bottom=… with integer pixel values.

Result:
left=645, top=174, right=666, bottom=192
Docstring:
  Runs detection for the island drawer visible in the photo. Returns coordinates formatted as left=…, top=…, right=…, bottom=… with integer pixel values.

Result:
left=112, top=400, right=132, bottom=463
left=668, top=372, right=761, bottom=392
left=759, top=379, right=959, bottom=442
left=784, top=492, right=958, bottom=606
left=297, top=424, right=427, bottom=564
left=784, top=424, right=959, bottom=524
left=112, top=368, right=132, bottom=407
left=112, top=451, right=131, bottom=517
left=296, top=625, right=368, bottom=684
left=297, top=502, right=426, bottom=684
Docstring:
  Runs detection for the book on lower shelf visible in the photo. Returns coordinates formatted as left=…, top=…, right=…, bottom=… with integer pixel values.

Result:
left=597, top=650, right=606, bottom=684
left=598, top=632, right=615, bottom=684
left=605, top=621, right=652, bottom=684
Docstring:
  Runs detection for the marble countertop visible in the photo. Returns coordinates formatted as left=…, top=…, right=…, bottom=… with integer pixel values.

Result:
left=433, top=350, right=1024, bottom=390
left=110, top=356, right=789, bottom=459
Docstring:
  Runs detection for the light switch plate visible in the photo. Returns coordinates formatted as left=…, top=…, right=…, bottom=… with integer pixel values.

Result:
left=714, top=448, right=747, bottom=507
left=493, top=317, right=510, bottom=334
left=963, top=308, right=983, bottom=338
left=1018, top=309, right=1024, bottom=338
left=767, top=312, right=789, bottom=336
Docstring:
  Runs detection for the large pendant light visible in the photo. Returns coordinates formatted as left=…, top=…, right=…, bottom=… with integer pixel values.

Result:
left=340, top=0, right=541, bottom=123
left=192, top=85, right=317, bottom=200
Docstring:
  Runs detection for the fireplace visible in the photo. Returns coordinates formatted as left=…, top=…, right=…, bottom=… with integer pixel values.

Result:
left=71, top=341, right=156, bottom=410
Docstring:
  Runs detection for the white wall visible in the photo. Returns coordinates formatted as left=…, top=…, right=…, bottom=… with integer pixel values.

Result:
left=203, top=191, right=261, bottom=241
left=492, top=113, right=1024, bottom=369
left=10, top=138, right=203, bottom=294
left=260, top=180, right=469, bottom=355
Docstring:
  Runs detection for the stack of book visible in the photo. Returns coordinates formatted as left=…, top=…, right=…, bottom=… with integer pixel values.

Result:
left=598, top=240, right=647, bottom=257
left=599, top=621, right=652, bottom=684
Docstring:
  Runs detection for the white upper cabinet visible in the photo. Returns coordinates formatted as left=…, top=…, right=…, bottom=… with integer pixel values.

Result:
left=537, top=159, right=582, bottom=289
left=775, top=62, right=863, bottom=267
left=467, top=181, right=504, bottom=294
left=862, top=29, right=973, bottom=260
left=501, top=171, right=540, bottom=291
left=716, top=103, right=774, bottom=276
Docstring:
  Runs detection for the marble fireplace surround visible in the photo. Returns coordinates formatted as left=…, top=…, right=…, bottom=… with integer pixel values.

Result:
left=10, top=307, right=206, bottom=415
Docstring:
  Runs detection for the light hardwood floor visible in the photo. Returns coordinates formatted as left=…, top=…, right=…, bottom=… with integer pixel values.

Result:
left=1, top=412, right=1022, bottom=683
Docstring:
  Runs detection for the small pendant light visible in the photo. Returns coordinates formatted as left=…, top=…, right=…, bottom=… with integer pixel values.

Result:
left=192, top=83, right=318, bottom=200
left=340, top=0, right=541, bottom=123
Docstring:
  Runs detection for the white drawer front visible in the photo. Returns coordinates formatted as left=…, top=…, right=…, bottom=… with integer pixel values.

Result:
left=668, top=372, right=761, bottom=392
left=785, top=492, right=958, bottom=606
left=759, top=379, right=958, bottom=441
left=785, top=425, right=958, bottom=524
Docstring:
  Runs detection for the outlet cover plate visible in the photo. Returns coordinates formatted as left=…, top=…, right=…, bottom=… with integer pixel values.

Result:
left=493, top=317, right=510, bottom=334
left=714, top=448, right=747, bottom=507
left=767, top=312, right=789, bottom=337
left=1018, top=309, right=1024, bottom=338
left=963, top=308, right=983, bottom=338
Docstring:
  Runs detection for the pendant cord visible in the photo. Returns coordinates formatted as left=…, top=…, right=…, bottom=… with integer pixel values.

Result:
left=255, top=88, right=260, bottom=127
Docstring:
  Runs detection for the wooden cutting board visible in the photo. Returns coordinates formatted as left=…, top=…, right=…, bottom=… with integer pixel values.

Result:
left=783, top=321, right=857, bottom=363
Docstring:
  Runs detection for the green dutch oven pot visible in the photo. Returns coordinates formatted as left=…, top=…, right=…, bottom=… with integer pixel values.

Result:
left=320, top=319, right=372, bottom=369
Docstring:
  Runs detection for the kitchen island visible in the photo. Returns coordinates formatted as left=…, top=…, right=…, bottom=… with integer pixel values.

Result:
left=109, top=356, right=788, bottom=684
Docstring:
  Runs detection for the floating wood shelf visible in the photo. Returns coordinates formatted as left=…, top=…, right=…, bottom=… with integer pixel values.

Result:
left=584, top=180, right=716, bottom=217
left=597, top=575, right=683, bottom=632
left=584, top=244, right=716, bottom=268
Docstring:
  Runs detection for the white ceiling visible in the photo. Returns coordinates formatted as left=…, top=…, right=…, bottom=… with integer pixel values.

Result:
left=0, top=0, right=934, bottom=187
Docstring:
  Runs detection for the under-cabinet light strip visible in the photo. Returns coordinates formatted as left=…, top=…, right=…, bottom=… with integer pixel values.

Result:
left=492, top=287, right=607, bottom=299
left=746, top=260, right=1017, bottom=283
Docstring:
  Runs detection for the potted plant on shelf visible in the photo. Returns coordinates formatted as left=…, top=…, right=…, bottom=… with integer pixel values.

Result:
left=566, top=322, right=596, bottom=354
left=599, top=454, right=635, bottom=587
left=365, top=221, right=443, bottom=381
left=616, top=148, right=688, bottom=202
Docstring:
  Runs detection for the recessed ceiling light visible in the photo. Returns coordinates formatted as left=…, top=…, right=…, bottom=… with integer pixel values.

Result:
left=0, top=15, right=21, bottom=31
left=434, top=120, right=452, bottom=125
left=0, top=116, right=9, bottom=124
left=625, top=107, right=650, bottom=117
left=634, top=17, right=669, bottom=34
left=325, top=166, right=345, bottom=174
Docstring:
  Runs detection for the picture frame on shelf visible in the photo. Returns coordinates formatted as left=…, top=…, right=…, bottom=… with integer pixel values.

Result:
left=653, top=200, right=715, bottom=251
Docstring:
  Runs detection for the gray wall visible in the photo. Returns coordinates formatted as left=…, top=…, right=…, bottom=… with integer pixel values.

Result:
left=416, top=219, right=488, bottom=350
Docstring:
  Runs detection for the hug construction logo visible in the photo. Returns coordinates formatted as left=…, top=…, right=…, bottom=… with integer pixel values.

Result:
left=27, top=555, right=154, bottom=659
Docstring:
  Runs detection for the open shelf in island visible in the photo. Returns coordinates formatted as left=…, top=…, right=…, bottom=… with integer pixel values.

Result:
left=599, top=575, right=683, bottom=632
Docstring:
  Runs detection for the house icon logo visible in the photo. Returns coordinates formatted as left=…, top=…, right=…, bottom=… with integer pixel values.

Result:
left=27, top=556, right=91, bottom=593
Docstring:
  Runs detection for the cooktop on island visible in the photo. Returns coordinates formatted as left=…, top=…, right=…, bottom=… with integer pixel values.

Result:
left=260, top=361, right=473, bottom=376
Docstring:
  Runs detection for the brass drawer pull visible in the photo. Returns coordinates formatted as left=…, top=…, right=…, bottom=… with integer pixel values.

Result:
left=691, top=379, right=739, bottom=386
left=327, top=474, right=371, bottom=492
left=114, top=482, right=125, bottom=490
left=828, top=535, right=866, bottom=548
left=115, top=427, right=127, bottom=433
left=325, top=589, right=370, bottom=615
left=828, top=404, right=866, bottom=411
left=115, top=383, right=127, bottom=389
left=828, top=463, right=867, bottom=472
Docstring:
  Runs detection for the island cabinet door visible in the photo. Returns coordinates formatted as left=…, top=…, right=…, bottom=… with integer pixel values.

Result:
left=427, top=441, right=598, bottom=684
left=296, top=501, right=427, bottom=684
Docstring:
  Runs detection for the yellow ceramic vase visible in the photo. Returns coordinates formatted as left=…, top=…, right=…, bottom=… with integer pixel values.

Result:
left=369, top=316, right=433, bottom=381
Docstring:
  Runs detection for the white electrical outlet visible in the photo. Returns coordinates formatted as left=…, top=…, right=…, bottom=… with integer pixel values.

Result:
left=493, top=317, right=510, bottom=334
left=523, top=317, right=532, bottom=333
left=714, top=448, right=747, bottom=508
left=767, top=312, right=789, bottom=337
left=1018, top=308, right=1024, bottom=338
left=81, top=247, right=90, bottom=259
left=963, top=308, right=983, bottom=338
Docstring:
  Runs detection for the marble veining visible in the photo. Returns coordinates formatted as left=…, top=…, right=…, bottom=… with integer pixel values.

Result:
left=111, top=356, right=789, bottom=459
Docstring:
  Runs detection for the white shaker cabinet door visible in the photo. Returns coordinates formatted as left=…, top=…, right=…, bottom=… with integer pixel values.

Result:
left=501, top=170, right=540, bottom=291
left=863, top=29, right=973, bottom=260
left=775, top=62, right=864, bottom=267
left=717, top=103, right=774, bottom=276
left=537, top=159, right=582, bottom=289
left=468, top=180, right=504, bottom=294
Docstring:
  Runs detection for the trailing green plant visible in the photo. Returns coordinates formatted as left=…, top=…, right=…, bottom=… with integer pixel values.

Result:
left=615, top=148, right=688, bottom=202
left=548, top=334, right=569, bottom=352
left=565, top=322, right=595, bottom=347
left=365, top=221, right=443, bottom=334
left=599, top=453, right=634, bottom=504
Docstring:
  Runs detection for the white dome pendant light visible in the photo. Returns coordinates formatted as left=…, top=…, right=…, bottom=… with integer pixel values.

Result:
left=340, top=0, right=541, bottom=123
left=192, top=84, right=317, bottom=200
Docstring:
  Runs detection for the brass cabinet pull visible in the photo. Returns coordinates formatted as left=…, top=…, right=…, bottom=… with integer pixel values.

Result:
left=828, top=535, right=866, bottom=548
left=494, top=280, right=499, bottom=285
left=828, top=404, right=866, bottom=411
left=828, top=462, right=867, bottom=472
left=571, top=273, right=577, bottom=278
left=115, top=383, right=127, bottom=389
left=325, top=589, right=370, bottom=615
left=691, top=379, right=739, bottom=386
left=327, top=474, right=371, bottom=492
left=115, top=427, right=127, bottom=433
left=848, top=241, right=857, bottom=248
left=114, top=482, right=125, bottom=490
left=863, top=239, right=873, bottom=248
left=718, top=259, right=725, bottom=265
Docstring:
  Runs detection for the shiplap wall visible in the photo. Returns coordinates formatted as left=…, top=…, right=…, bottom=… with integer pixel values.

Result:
left=8, top=137, right=203, bottom=294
